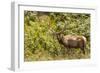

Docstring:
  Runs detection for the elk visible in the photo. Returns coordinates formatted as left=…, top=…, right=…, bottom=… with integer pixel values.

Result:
left=51, top=22, right=87, bottom=54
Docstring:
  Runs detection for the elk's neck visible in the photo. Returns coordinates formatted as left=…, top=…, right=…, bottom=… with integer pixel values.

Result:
left=57, top=34, right=64, bottom=44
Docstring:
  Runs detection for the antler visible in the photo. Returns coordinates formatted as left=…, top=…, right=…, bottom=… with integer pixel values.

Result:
left=49, top=21, right=67, bottom=35
left=56, top=21, right=67, bottom=34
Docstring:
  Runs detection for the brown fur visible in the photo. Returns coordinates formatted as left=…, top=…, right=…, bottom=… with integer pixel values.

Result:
left=56, top=34, right=86, bottom=54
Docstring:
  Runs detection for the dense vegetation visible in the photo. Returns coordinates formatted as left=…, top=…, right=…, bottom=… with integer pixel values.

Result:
left=24, top=11, right=90, bottom=61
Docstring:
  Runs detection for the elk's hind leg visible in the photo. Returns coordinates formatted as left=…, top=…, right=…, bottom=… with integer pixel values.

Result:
left=81, top=47, right=85, bottom=54
left=79, top=40, right=85, bottom=55
left=81, top=41, right=86, bottom=55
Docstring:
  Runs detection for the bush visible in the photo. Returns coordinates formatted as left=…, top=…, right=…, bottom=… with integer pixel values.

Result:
left=24, top=11, right=90, bottom=61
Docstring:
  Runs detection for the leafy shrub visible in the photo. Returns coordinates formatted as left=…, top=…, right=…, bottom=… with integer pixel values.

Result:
left=24, top=11, right=90, bottom=61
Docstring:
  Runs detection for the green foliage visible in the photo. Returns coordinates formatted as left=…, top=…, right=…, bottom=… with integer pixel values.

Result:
left=24, top=11, right=90, bottom=61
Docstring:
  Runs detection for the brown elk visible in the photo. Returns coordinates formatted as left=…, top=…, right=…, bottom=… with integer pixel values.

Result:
left=51, top=22, right=87, bottom=54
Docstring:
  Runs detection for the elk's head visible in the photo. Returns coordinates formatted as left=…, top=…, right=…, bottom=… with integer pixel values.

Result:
left=50, top=22, right=67, bottom=44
